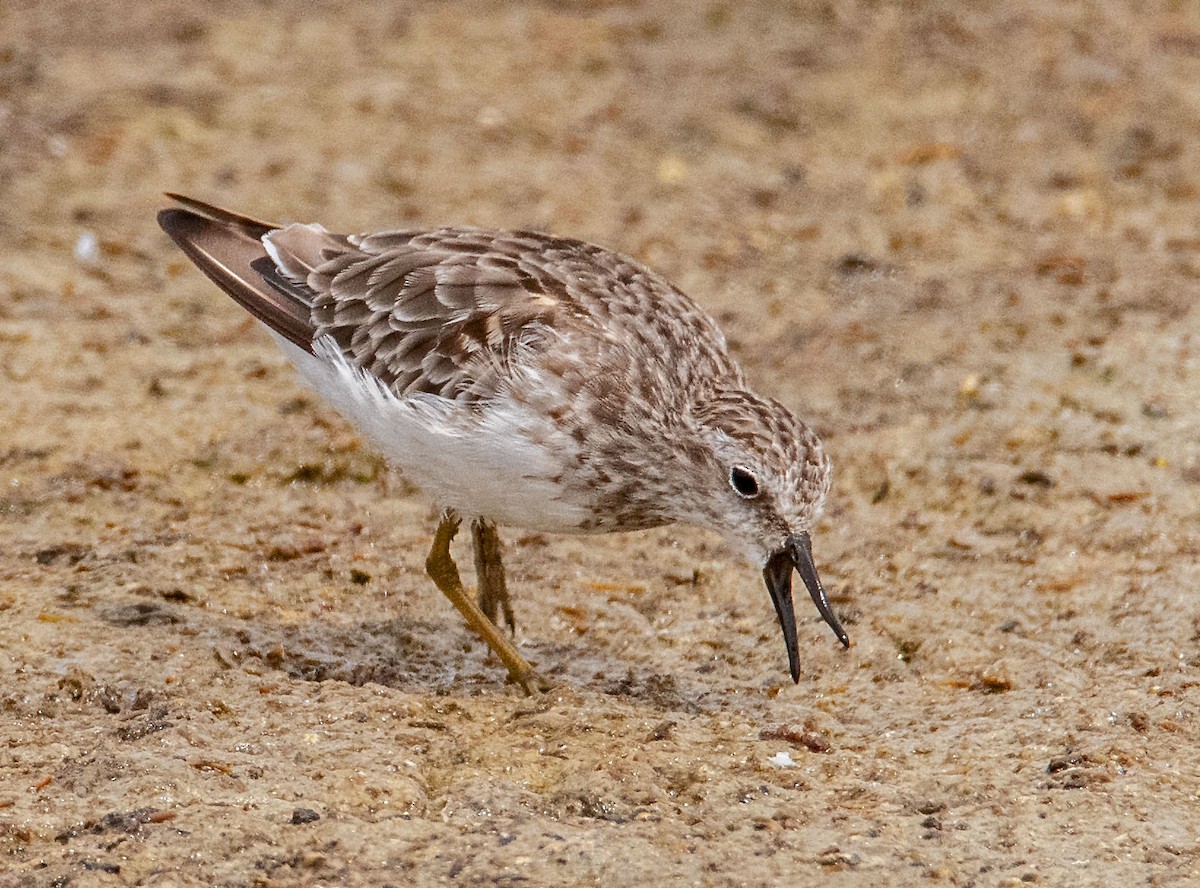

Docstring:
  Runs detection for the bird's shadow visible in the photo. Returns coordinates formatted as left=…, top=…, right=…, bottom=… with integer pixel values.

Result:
left=98, top=594, right=718, bottom=707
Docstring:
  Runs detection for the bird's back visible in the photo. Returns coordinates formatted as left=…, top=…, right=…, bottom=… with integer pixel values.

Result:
left=159, top=195, right=739, bottom=406
left=271, top=223, right=743, bottom=410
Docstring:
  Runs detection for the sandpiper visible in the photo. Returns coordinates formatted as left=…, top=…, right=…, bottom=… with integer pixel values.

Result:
left=158, top=194, right=849, bottom=691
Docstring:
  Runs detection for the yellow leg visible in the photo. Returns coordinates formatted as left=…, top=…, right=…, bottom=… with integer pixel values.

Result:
left=425, top=512, right=550, bottom=694
left=471, top=518, right=516, bottom=634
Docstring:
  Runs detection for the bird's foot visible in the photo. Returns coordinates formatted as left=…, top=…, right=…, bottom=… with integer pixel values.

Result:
left=472, top=518, right=517, bottom=634
left=427, top=511, right=545, bottom=693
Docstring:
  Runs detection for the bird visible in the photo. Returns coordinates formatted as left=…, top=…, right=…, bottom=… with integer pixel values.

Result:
left=157, top=194, right=849, bottom=692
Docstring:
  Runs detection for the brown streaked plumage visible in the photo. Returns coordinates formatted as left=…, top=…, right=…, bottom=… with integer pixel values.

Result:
left=158, top=194, right=848, bottom=691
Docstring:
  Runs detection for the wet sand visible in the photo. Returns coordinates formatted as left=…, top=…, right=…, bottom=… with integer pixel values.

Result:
left=2, top=1, right=1199, bottom=885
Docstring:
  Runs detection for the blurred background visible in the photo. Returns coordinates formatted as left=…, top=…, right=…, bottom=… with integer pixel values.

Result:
left=3, top=1, right=1200, bottom=885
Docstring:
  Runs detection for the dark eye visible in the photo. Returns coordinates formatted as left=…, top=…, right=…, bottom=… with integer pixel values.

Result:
left=729, top=465, right=760, bottom=498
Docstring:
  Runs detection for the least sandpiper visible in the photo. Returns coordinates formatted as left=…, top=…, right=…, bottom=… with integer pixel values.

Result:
left=158, top=194, right=848, bottom=691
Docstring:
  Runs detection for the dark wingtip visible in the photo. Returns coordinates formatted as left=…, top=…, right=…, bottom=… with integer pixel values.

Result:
left=156, top=198, right=313, bottom=352
left=157, top=207, right=192, bottom=242
left=159, top=193, right=277, bottom=239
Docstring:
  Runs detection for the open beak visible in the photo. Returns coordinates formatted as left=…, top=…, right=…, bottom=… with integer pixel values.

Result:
left=762, top=532, right=850, bottom=683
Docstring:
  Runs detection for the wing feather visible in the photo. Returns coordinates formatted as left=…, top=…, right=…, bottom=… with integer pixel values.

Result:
left=161, top=196, right=738, bottom=410
left=156, top=201, right=315, bottom=352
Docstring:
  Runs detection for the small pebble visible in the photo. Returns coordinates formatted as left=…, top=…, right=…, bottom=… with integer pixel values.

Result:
left=290, top=807, right=320, bottom=825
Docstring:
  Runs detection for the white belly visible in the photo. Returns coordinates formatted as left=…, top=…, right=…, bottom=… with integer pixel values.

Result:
left=272, top=333, right=591, bottom=532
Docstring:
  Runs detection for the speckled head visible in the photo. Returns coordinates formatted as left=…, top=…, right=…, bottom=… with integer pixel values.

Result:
left=685, top=388, right=848, bottom=681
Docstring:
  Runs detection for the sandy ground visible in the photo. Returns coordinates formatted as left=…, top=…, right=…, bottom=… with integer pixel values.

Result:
left=2, top=1, right=1200, bottom=885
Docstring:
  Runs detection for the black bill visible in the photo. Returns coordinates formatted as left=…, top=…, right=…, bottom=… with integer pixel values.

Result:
left=762, top=532, right=850, bottom=683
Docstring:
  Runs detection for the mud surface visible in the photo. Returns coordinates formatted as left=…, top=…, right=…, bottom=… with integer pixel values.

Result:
left=2, top=2, right=1199, bottom=885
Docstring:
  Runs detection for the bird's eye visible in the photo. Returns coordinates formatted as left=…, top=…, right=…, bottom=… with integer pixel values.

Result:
left=729, top=465, right=760, bottom=498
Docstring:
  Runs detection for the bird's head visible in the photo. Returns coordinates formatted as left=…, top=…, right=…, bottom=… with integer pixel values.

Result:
left=680, top=390, right=848, bottom=682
